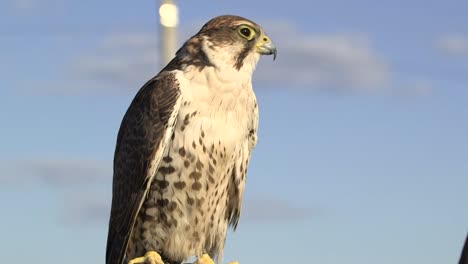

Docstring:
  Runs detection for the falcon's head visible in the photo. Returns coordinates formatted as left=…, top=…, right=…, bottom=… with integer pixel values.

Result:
left=167, top=15, right=276, bottom=76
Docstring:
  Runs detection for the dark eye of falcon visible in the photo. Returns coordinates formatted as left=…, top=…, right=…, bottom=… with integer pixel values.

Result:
left=238, top=25, right=256, bottom=40
left=240, top=27, right=251, bottom=37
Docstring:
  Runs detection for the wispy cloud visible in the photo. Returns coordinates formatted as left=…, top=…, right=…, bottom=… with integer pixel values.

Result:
left=256, top=22, right=391, bottom=92
left=63, top=193, right=314, bottom=225
left=0, top=157, right=315, bottom=225
left=69, top=24, right=390, bottom=93
left=73, top=32, right=160, bottom=89
left=33, top=20, right=432, bottom=96
left=0, top=158, right=111, bottom=185
left=6, top=0, right=47, bottom=14
left=437, top=34, right=468, bottom=56
left=11, top=0, right=38, bottom=10
left=61, top=191, right=112, bottom=225
left=242, top=198, right=314, bottom=222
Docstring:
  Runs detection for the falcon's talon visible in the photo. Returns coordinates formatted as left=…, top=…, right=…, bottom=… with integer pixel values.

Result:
left=195, top=254, right=215, bottom=264
left=128, top=250, right=164, bottom=264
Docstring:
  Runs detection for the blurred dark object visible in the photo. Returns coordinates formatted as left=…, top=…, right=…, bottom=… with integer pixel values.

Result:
left=460, top=234, right=468, bottom=264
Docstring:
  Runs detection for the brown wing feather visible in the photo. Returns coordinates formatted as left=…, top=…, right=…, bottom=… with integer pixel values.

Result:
left=106, top=72, right=181, bottom=264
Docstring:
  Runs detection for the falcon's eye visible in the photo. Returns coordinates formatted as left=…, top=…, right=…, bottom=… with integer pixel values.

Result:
left=240, top=28, right=251, bottom=37
left=238, top=25, right=255, bottom=40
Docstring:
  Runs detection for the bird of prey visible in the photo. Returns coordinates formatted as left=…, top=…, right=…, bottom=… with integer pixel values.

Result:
left=106, top=15, right=276, bottom=264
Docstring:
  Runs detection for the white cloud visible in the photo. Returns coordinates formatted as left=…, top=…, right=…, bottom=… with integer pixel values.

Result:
left=71, top=24, right=390, bottom=92
left=0, top=157, right=315, bottom=225
left=64, top=193, right=314, bottom=225
left=61, top=190, right=112, bottom=225
left=395, top=80, right=433, bottom=97
left=0, top=158, right=111, bottom=185
left=255, top=22, right=391, bottom=91
left=12, top=0, right=37, bottom=10
left=72, top=32, right=160, bottom=89
left=7, top=0, right=48, bottom=13
left=242, top=198, right=314, bottom=222
left=40, top=20, right=431, bottom=96
left=437, top=34, right=468, bottom=56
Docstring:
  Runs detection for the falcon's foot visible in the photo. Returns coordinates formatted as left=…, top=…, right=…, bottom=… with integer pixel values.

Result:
left=128, top=251, right=164, bottom=264
left=195, top=254, right=214, bottom=264
left=195, top=254, right=239, bottom=264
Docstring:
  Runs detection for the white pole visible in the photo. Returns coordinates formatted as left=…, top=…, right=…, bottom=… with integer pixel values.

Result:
left=159, top=0, right=178, bottom=67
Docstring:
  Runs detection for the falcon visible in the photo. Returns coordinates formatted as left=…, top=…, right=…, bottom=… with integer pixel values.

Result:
left=106, top=15, right=276, bottom=264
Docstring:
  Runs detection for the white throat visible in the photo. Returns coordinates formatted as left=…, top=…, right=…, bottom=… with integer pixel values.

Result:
left=199, top=37, right=261, bottom=84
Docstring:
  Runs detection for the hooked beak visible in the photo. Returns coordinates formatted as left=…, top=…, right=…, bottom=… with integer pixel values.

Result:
left=256, top=35, right=277, bottom=60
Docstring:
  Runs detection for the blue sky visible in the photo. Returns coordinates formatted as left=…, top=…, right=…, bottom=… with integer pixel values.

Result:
left=1, top=0, right=467, bottom=263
